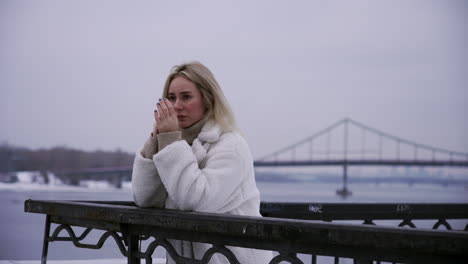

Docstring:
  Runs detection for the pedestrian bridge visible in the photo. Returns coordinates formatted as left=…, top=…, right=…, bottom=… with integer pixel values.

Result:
left=255, top=118, right=468, bottom=167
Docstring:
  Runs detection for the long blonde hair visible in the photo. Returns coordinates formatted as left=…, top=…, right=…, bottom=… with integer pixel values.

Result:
left=162, top=62, right=239, bottom=132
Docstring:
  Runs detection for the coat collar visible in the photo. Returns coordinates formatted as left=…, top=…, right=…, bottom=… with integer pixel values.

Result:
left=197, top=120, right=223, bottom=143
left=191, top=120, right=223, bottom=165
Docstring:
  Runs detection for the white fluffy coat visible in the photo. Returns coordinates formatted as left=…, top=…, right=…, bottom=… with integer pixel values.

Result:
left=132, top=121, right=272, bottom=263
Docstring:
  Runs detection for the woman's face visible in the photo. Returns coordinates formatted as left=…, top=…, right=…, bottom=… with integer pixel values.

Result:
left=167, top=76, right=205, bottom=128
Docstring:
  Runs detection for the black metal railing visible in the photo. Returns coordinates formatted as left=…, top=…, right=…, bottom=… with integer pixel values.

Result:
left=260, top=202, right=468, bottom=230
left=24, top=200, right=468, bottom=264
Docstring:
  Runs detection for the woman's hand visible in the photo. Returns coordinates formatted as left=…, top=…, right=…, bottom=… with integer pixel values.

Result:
left=154, top=98, right=179, bottom=134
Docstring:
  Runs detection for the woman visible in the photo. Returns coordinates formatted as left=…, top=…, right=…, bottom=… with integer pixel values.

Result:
left=132, top=62, right=272, bottom=263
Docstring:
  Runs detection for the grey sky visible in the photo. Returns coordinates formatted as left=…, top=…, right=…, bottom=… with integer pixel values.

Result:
left=1, top=0, right=467, bottom=159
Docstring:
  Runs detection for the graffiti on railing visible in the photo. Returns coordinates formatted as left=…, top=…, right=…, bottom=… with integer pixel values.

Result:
left=308, top=204, right=323, bottom=213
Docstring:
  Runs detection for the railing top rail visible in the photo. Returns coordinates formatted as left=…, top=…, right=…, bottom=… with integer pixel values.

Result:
left=260, top=202, right=468, bottom=220
left=32, top=201, right=468, bottom=221
left=25, top=200, right=468, bottom=259
left=75, top=200, right=468, bottom=220
left=36, top=200, right=468, bottom=219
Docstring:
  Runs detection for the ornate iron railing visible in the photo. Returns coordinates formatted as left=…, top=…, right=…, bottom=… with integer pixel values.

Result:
left=24, top=200, right=468, bottom=264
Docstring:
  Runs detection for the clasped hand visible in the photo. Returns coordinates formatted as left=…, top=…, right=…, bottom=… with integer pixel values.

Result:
left=154, top=98, right=179, bottom=135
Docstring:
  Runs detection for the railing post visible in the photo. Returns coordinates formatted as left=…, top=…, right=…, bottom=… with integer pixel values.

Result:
left=127, top=233, right=140, bottom=264
left=41, top=215, right=51, bottom=264
left=311, top=255, right=317, bottom=264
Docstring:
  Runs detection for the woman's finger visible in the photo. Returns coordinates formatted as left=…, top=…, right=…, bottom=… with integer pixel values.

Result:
left=165, top=98, right=177, bottom=117
left=159, top=99, right=170, bottom=118
left=155, top=108, right=161, bottom=125
left=163, top=98, right=178, bottom=128
left=156, top=100, right=166, bottom=120
left=155, top=111, right=162, bottom=129
left=153, top=108, right=161, bottom=135
left=154, top=108, right=160, bottom=122
left=152, top=122, right=158, bottom=136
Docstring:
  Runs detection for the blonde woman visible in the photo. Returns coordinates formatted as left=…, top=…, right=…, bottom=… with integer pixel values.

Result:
left=132, top=62, right=272, bottom=263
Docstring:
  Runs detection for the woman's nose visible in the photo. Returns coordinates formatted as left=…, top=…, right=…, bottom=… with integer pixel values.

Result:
left=173, top=99, right=182, bottom=110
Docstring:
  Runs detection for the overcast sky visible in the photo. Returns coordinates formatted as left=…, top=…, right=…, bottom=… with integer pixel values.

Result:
left=1, top=0, right=467, bottom=159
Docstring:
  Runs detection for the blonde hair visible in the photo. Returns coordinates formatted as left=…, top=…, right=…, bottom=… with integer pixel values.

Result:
left=162, top=62, right=239, bottom=132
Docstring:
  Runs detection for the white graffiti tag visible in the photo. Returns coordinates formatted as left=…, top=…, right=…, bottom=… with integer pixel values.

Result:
left=397, top=204, right=411, bottom=212
left=309, top=204, right=323, bottom=213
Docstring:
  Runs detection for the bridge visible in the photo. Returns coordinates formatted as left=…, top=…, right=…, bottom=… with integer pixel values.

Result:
left=58, top=118, right=468, bottom=194
left=254, top=118, right=468, bottom=196
left=255, top=118, right=468, bottom=167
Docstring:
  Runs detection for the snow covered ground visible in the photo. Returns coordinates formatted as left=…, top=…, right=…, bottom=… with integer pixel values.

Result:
left=0, top=181, right=132, bottom=192
left=0, top=170, right=132, bottom=192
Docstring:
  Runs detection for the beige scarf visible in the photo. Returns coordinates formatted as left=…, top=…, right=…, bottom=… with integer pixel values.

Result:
left=141, top=118, right=207, bottom=159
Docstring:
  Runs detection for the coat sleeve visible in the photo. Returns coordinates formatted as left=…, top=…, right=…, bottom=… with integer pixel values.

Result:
left=131, top=151, right=167, bottom=208
left=154, top=139, right=247, bottom=213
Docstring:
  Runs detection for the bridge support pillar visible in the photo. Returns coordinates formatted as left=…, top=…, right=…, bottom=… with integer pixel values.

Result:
left=336, top=164, right=352, bottom=198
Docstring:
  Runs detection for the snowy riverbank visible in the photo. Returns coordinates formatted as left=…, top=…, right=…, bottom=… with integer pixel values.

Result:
left=0, top=181, right=132, bottom=192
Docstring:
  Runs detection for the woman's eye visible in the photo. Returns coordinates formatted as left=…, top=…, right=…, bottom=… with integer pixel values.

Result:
left=168, top=97, right=176, bottom=102
left=183, top=95, right=192, bottom=100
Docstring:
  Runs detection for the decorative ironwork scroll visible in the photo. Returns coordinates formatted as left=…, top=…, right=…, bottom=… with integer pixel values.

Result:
left=48, top=224, right=128, bottom=256
left=269, top=252, right=304, bottom=264
left=136, top=237, right=242, bottom=264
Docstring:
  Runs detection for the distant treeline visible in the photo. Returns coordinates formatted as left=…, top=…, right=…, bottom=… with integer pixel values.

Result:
left=0, top=143, right=134, bottom=174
